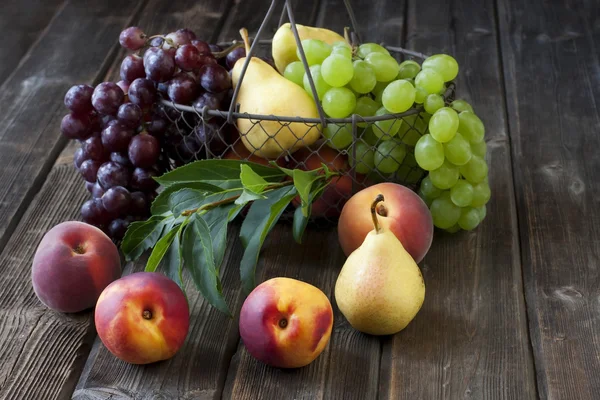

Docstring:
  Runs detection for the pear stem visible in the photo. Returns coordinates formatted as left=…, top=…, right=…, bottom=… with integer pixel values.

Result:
left=371, top=194, right=385, bottom=234
left=239, top=28, right=251, bottom=54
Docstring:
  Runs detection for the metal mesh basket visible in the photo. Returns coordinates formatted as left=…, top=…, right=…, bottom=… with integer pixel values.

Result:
left=157, top=0, right=456, bottom=221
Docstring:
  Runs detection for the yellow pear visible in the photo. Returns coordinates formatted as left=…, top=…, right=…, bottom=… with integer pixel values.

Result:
left=335, top=194, right=425, bottom=335
left=231, top=29, right=321, bottom=159
left=272, top=23, right=345, bottom=73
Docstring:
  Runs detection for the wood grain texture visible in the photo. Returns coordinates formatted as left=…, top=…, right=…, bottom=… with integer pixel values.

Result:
left=0, top=165, right=94, bottom=400
left=378, top=0, right=538, bottom=398
left=0, top=0, right=145, bottom=255
left=0, top=0, right=66, bottom=86
left=497, top=0, right=600, bottom=398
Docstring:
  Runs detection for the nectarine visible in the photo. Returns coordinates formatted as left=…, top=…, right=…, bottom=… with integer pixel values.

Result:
left=31, top=221, right=121, bottom=313
left=95, top=272, right=189, bottom=364
left=239, top=277, right=333, bottom=368
left=338, top=183, right=433, bottom=263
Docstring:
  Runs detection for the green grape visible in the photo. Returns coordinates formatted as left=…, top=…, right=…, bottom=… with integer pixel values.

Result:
left=404, top=168, right=424, bottom=184
left=373, top=107, right=402, bottom=139
left=375, top=141, right=406, bottom=173
left=415, top=69, right=444, bottom=94
left=297, top=39, right=331, bottom=66
left=451, top=99, right=474, bottom=113
left=420, top=175, right=442, bottom=199
left=323, top=123, right=353, bottom=150
left=450, top=179, right=474, bottom=207
left=443, top=132, right=472, bottom=165
left=429, top=107, right=459, bottom=143
left=354, top=96, right=380, bottom=127
left=476, top=205, right=487, bottom=221
left=438, top=84, right=447, bottom=95
left=420, top=111, right=432, bottom=125
left=283, top=61, right=305, bottom=87
left=331, top=44, right=352, bottom=59
left=401, top=129, right=422, bottom=146
left=349, top=142, right=375, bottom=174
left=357, top=43, right=390, bottom=58
left=414, top=134, right=444, bottom=170
left=458, top=207, right=480, bottom=230
left=460, top=155, right=488, bottom=183
left=471, top=140, right=487, bottom=158
left=445, top=224, right=461, bottom=233
left=303, top=65, right=331, bottom=100
left=404, top=78, right=415, bottom=86
left=322, top=87, right=356, bottom=118
left=365, top=52, right=400, bottom=82
left=398, top=60, right=421, bottom=79
left=471, top=181, right=491, bottom=207
left=424, top=94, right=444, bottom=114
left=361, top=126, right=379, bottom=145
left=350, top=60, right=377, bottom=94
left=422, top=54, right=459, bottom=82
left=430, top=192, right=461, bottom=229
left=322, top=54, right=354, bottom=87
left=333, top=40, right=351, bottom=49
left=382, top=80, right=416, bottom=113
left=458, top=111, right=485, bottom=143
left=404, top=151, right=417, bottom=167
left=429, top=160, right=459, bottom=189
left=414, top=87, right=428, bottom=104
left=418, top=189, right=432, bottom=206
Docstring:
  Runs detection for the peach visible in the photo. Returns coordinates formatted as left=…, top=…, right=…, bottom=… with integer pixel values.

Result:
left=338, top=183, right=433, bottom=263
left=239, top=277, right=333, bottom=368
left=31, top=221, right=121, bottom=313
left=95, top=272, right=189, bottom=364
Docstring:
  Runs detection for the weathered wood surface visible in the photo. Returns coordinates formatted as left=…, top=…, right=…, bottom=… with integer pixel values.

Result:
left=497, top=0, right=600, bottom=398
left=0, top=0, right=144, bottom=255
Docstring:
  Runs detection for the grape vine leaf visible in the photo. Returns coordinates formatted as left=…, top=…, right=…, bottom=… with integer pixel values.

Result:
left=182, top=214, right=230, bottom=316
left=121, top=216, right=168, bottom=261
left=151, top=181, right=222, bottom=215
left=239, top=186, right=298, bottom=294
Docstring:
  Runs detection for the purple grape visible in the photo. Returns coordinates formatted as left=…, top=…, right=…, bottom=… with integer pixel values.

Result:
left=108, top=219, right=130, bottom=240
left=147, top=115, right=168, bottom=136
left=128, top=134, right=160, bottom=168
left=97, top=161, right=132, bottom=189
left=191, top=40, right=211, bottom=55
left=192, top=92, right=221, bottom=115
left=149, top=37, right=164, bottom=47
left=144, top=48, right=175, bottom=83
left=143, top=46, right=160, bottom=63
left=198, top=55, right=218, bottom=67
left=131, top=168, right=159, bottom=191
left=61, top=112, right=92, bottom=140
left=120, top=55, right=145, bottom=82
left=102, top=186, right=132, bottom=215
left=128, top=78, right=156, bottom=108
left=92, top=82, right=124, bottom=115
left=110, top=152, right=132, bottom=167
left=74, top=147, right=87, bottom=169
left=79, top=159, right=102, bottom=182
left=194, top=123, right=227, bottom=155
left=117, top=103, right=142, bottom=128
left=167, top=72, right=199, bottom=104
left=64, top=84, right=94, bottom=114
left=175, top=44, right=203, bottom=71
left=81, top=199, right=111, bottom=227
left=82, top=136, right=108, bottom=161
left=90, top=182, right=105, bottom=198
left=130, top=191, right=148, bottom=214
left=101, top=114, right=117, bottom=128
left=146, top=191, right=158, bottom=204
left=116, top=80, right=130, bottom=95
left=166, top=29, right=196, bottom=46
left=119, top=27, right=146, bottom=50
left=85, top=181, right=95, bottom=193
left=176, top=135, right=203, bottom=161
left=199, top=64, right=231, bottom=93
left=157, top=82, right=169, bottom=95
left=226, top=47, right=246, bottom=69
left=209, top=44, right=223, bottom=52
left=101, top=122, right=135, bottom=152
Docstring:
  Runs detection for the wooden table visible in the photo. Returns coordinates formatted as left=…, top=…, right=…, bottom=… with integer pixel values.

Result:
left=0, top=0, right=598, bottom=398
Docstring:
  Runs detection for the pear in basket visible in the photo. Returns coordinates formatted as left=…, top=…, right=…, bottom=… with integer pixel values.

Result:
left=231, top=29, right=321, bottom=159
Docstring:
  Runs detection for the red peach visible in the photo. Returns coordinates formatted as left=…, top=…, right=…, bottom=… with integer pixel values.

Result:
left=338, top=183, right=433, bottom=263
left=95, top=272, right=189, bottom=364
left=239, top=277, right=333, bottom=368
left=31, top=221, right=121, bottom=313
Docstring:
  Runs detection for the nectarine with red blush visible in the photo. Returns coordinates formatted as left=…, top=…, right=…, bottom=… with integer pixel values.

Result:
left=31, top=221, right=121, bottom=313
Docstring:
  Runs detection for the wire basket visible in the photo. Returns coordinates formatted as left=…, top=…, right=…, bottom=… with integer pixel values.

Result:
left=157, top=0, right=456, bottom=221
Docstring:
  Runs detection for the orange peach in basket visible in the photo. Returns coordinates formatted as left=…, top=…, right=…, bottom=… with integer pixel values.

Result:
left=239, top=277, right=333, bottom=368
left=95, top=272, right=190, bottom=364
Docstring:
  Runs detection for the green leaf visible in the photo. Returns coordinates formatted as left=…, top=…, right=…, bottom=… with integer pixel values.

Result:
left=151, top=182, right=222, bottom=215
left=292, top=203, right=310, bottom=244
left=168, top=189, right=207, bottom=216
left=235, top=189, right=265, bottom=205
left=162, top=223, right=185, bottom=288
left=200, top=202, right=243, bottom=268
left=145, top=226, right=178, bottom=272
left=293, top=168, right=319, bottom=217
left=155, top=159, right=285, bottom=189
left=182, top=215, right=231, bottom=315
left=270, top=162, right=295, bottom=177
left=239, top=186, right=297, bottom=294
left=240, top=164, right=269, bottom=194
left=121, top=216, right=168, bottom=261
left=321, top=162, right=335, bottom=179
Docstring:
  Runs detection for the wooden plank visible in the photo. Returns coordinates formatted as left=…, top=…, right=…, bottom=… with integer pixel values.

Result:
left=0, top=0, right=65, bottom=86
left=0, top=0, right=145, bottom=255
left=222, top=1, right=405, bottom=399
left=377, top=0, right=538, bottom=398
left=497, top=0, right=600, bottom=398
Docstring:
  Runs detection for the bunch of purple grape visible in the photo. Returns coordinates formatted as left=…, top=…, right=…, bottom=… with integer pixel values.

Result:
left=60, top=26, right=249, bottom=242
